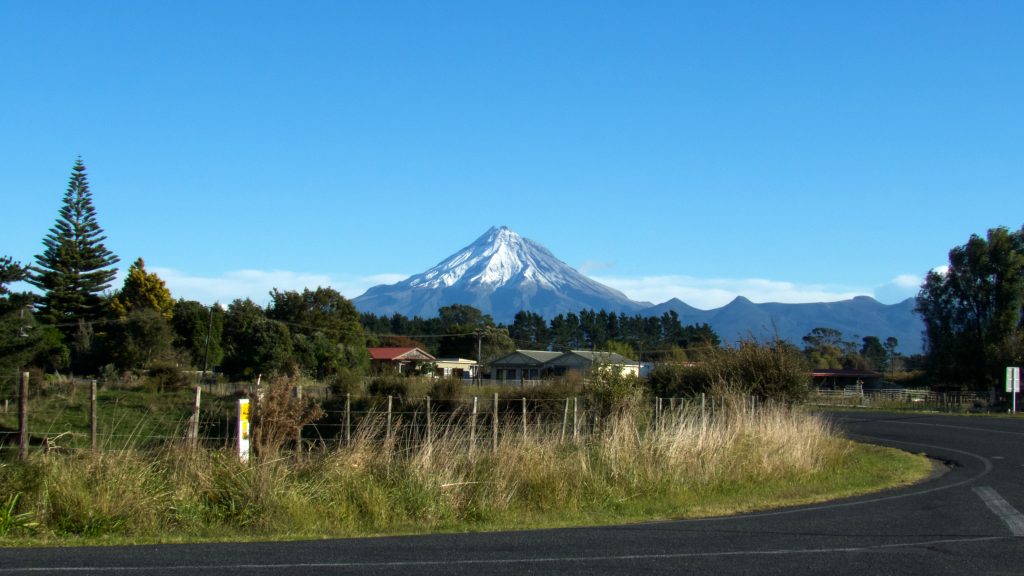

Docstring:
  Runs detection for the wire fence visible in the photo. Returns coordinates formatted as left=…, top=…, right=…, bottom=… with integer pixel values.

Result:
left=0, top=374, right=751, bottom=458
left=811, top=388, right=987, bottom=411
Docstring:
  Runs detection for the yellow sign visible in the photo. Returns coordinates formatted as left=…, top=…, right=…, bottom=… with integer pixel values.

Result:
left=238, top=399, right=251, bottom=462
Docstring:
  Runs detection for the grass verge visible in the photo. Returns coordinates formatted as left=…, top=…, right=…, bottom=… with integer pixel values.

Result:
left=0, top=403, right=931, bottom=546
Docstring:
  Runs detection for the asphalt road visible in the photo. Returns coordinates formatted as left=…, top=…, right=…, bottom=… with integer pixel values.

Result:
left=2, top=411, right=1023, bottom=575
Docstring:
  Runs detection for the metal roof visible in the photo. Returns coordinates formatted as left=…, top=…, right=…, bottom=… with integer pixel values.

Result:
left=368, top=347, right=436, bottom=361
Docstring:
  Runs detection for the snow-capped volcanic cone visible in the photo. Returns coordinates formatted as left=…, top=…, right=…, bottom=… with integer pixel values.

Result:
left=352, top=226, right=650, bottom=321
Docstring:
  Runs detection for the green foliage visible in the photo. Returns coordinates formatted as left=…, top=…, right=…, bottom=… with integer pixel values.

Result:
left=583, top=365, right=646, bottom=421
left=29, top=159, right=120, bottom=334
left=368, top=375, right=410, bottom=398
left=860, top=336, right=888, bottom=372
left=266, top=287, right=369, bottom=378
left=368, top=307, right=721, bottom=362
left=221, top=299, right=294, bottom=381
left=327, top=368, right=365, bottom=396
left=0, top=257, right=47, bottom=377
left=650, top=338, right=811, bottom=403
left=509, top=310, right=550, bottom=349
left=171, top=300, right=224, bottom=370
left=143, top=360, right=192, bottom=392
left=603, top=339, right=637, bottom=360
left=0, top=255, right=28, bottom=298
left=110, top=258, right=174, bottom=319
left=104, top=308, right=177, bottom=371
left=916, top=225, right=1024, bottom=390
left=0, top=493, right=39, bottom=537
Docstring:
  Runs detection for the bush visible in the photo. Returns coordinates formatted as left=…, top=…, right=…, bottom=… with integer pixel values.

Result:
left=252, top=374, right=326, bottom=456
left=144, top=361, right=191, bottom=392
left=583, top=366, right=647, bottom=422
left=648, top=338, right=811, bottom=403
left=368, top=376, right=409, bottom=398
left=327, top=368, right=365, bottom=396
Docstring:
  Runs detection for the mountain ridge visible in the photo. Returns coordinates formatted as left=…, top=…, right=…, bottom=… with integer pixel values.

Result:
left=352, top=226, right=924, bottom=353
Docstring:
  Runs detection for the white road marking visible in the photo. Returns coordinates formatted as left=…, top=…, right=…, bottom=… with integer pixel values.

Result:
left=0, top=536, right=1011, bottom=573
left=974, top=486, right=1024, bottom=536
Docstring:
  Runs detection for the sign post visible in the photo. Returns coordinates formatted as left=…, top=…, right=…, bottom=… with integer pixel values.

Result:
left=1007, top=367, right=1021, bottom=414
left=238, top=398, right=251, bottom=463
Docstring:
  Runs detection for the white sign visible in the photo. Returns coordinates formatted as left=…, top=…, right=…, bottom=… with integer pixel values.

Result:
left=238, top=398, right=251, bottom=463
left=1007, top=367, right=1021, bottom=393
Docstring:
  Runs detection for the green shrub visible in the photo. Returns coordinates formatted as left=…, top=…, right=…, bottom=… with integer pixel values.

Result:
left=368, top=375, right=409, bottom=398
left=648, top=338, right=811, bottom=403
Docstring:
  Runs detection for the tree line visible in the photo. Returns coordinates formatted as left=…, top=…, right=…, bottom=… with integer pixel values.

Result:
left=3, top=159, right=1020, bottom=393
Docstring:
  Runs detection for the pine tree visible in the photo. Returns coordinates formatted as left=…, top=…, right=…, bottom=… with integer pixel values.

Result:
left=29, top=158, right=120, bottom=330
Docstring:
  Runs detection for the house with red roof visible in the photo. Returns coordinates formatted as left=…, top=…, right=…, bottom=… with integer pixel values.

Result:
left=368, top=347, right=436, bottom=375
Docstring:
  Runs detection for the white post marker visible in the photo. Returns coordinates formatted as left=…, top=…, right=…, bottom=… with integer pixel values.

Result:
left=1007, top=367, right=1021, bottom=414
left=238, top=398, right=251, bottom=462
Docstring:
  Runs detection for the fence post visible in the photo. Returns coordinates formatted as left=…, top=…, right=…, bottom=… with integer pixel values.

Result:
left=345, top=393, right=351, bottom=447
left=18, top=371, right=29, bottom=461
left=470, top=396, right=478, bottom=456
left=492, top=393, right=499, bottom=452
left=91, top=379, right=99, bottom=451
left=295, top=385, right=303, bottom=454
left=387, top=395, right=393, bottom=443
left=521, top=397, right=527, bottom=441
left=700, top=393, right=706, bottom=424
left=191, top=384, right=202, bottom=448
left=572, top=397, right=578, bottom=442
left=426, top=395, right=433, bottom=451
left=561, top=397, right=569, bottom=443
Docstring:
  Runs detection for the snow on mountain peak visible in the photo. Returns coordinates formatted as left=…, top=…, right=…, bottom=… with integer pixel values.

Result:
left=353, top=226, right=650, bottom=321
left=407, top=226, right=569, bottom=289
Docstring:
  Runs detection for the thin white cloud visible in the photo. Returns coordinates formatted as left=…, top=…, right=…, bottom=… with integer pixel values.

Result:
left=592, top=274, right=923, bottom=309
left=152, top=267, right=407, bottom=306
left=148, top=266, right=923, bottom=312
left=873, top=274, right=923, bottom=304
left=578, top=260, right=616, bottom=275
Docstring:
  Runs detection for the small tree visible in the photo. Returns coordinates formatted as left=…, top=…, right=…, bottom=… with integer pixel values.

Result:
left=110, top=258, right=174, bottom=319
left=171, top=300, right=224, bottom=371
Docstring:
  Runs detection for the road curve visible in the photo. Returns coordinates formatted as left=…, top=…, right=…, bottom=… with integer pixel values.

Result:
left=2, top=411, right=1023, bottom=575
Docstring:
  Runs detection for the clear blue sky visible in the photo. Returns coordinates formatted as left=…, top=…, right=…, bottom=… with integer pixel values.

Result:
left=3, top=1, right=1022, bottom=310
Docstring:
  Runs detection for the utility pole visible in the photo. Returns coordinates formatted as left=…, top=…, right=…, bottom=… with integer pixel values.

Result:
left=202, top=305, right=214, bottom=381
left=476, top=330, right=483, bottom=386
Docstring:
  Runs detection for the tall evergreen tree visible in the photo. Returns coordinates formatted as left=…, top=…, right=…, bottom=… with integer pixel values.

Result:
left=916, top=226, right=1024, bottom=389
left=29, top=158, right=120, bottom=330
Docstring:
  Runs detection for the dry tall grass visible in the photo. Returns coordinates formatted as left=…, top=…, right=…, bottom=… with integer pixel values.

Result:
left=0, top=400, right=921, bottom=543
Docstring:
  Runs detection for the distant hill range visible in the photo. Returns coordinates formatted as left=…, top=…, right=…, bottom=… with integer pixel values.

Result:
left=352, top=226, right=925, bottom=353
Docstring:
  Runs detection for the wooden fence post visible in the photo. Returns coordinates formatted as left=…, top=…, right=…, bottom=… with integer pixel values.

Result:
left=572, top=397, right=578, bottom=442
left=521, top=397, right=527, bottom=440
left=470, top=396, right=478, bottom=456
left=91, top=379, right=99, bottom=451
left=295, top=385, right=303, bottom=453
left=387, top=395, right=393, bottom=443
left=426, top=395, right=433, bottom=451
left=18, top=371, right=29, bottom=461
left=191, top=384, right=201, bottom=448
left=345, top=393, right=351, bottom=447
left=492, top=393, right=499, bottom=452
left=561, top=397, right=569, bottom=443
